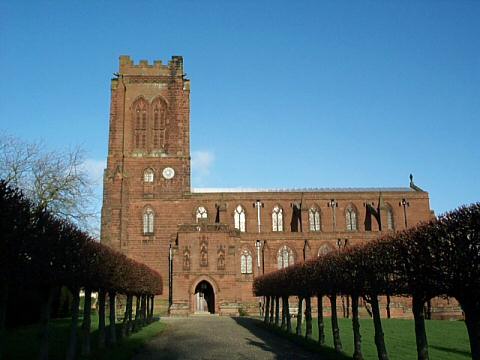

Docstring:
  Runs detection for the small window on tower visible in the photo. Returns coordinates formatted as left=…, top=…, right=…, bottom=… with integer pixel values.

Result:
left=144, top=169, right=154, bottom=183
left=143, top=207, right=154, bottom=235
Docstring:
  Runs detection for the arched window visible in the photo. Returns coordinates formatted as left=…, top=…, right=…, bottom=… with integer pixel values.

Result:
left=144, top=168, right=154, bottom=183
left=318, top=243, right=334, bottom=257
left=234, top=205, right=246, bottom=232
left=309, top=207, right=321, bottom=231
left=143, top=207, right=154, bottom=234
left=240, top=249, right=253, bottom=274
left=272, top=205, right=283, bottom=232
left=346, top=206, right=357, bottom=231
left=277, top=245, right=294, bottom=269
left=133, top=98, right=148, bottom=149
left=386, top=206, right=395, bottom=230
left=152, top=98, right=167, bottom=149
left=196, top=206, right=208, bottom=222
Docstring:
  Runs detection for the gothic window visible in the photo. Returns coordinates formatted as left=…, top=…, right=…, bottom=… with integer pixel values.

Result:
left=217, top=246, right=225, bottom=270
left=196, top=206, right=208, bottom=222
left=272, top=205, right=283, bottom=232
left=346, top=205, right=357, bottom=231
left=133, top=98, right=148, bottom=149
left=144, top=168, right=154, bottom=183
left=318, top=243, right=334, bottom=257
left=386, top=206, right=395, bottom=230
left=240, top=249, right=253, bottom=274
left=277, top=245, right=294, bottom=269
left=200, top=239, right=208, bottom=267
left=143, top=207, right=154, bottom=234
left=309, top=207, right=321, bottom=231
left=183, top=247, right=190, bottom=271
left=152, top=98, right=167, bottom=149
left=234, top=205, right=246, bottom=232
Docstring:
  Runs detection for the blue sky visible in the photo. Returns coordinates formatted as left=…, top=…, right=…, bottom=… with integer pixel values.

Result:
left=0, top=0, right=479, bottom=221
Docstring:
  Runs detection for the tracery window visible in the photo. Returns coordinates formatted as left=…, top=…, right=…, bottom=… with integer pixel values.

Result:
left=240, top=249, right=253, bottom=274
left=318, top=243, right=334, bottom=257
left=309, top=207, right=321, bottom=231
left=152, top=98, right=167, bottom=149
left=234, top=205, right=246, bottom=232
left=143, top=207, right=154, bottom=234
left=277, top=245, right=294, bottom=269
left=386, top=206, right=395, bottom=231
left=144, top=168, right=154, bottom=183
left=346, top=206, right=357, bottom=231
left=196, top=206, right=208, bottom=222
left=272, top=205, right=283, bottom=232
left=133, top=98, right=148, bottom=149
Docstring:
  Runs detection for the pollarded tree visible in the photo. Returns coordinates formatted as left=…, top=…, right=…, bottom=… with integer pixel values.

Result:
left=357, top=238, right=401, bottom=360
left=437, top=204, right=480, bottom=360
left=391, top=223, right=445, bottom=360
left=0, top=181, right=34, bottom=359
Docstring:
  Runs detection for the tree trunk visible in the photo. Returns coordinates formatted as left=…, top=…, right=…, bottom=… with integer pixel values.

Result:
left=330, top=294, right=343, bottom=352
left=134, top=295, right=141, bottom=331
left=0, top=281, right=8, bottom=360
left=127, top=294, right=133, bottom=335
left=145, top=296, right=150, bottom=323
left=370, top=295, right=389, bottom=360
left=66, top=287, right=80, bottom=360
left=317, top=295, right=325, bottom=345
left=109, top=291, right=116, bottom=345
left=142, top=295, right=147, bottom=325
left=352, top=295, right=363, bottom=360
left=281, top=296, right=286, bottom=330
left=346, top=296, right=350, bottom=318
left=269, top=295, right=275, bottom=325
left=122, top=294, right=132, bottom=338
left=386, top=295, right=391, bottom=319
left=275, top=296, right=280, bottom=327
left=425, top=300, right=432, bottom=320
left=38, top=286, right=55, bottom=360
left=296, top=297, right=303, bottom=336
left=98, top=289, right=106, bottom=348
left=81, top=287, right=92, bottom=357
left=150, top=295, right=155, bottom=321
left=461, top=300, right=479, bottom=360
left=264, top=296, right=270, bottom=323
left=412, top=296, right=429, bottom=360
left=285, top=296, right=292, bottom=332
left=148, top=295, right=154, bottom=323
left=305, top=296, right=313, bottom=340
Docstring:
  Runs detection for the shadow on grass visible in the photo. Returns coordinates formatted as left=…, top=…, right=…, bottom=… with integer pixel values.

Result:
left=5, top=316, right=165, bottom=360
left=232, top=317, right=350, bottom=360
left=430, top=345, right=471, bottom=358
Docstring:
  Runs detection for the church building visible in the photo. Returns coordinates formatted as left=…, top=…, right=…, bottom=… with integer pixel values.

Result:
left=101, top=55, right=436, bottom=316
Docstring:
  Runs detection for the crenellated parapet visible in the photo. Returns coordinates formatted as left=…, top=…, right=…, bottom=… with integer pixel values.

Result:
left=119, top=55, right=184, bottom=76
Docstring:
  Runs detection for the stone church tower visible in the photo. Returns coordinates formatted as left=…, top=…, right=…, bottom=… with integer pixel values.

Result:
left=101, top=56, right=457, bottom=318
left=101, top=55, right=192, bottom=289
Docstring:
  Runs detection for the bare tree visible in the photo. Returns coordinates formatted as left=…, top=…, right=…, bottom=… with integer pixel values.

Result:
left=0, top=134, right=98, bottom=232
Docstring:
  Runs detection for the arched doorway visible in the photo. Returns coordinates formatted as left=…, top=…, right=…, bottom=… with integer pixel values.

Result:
left=194, top=280, right=215, bottom=314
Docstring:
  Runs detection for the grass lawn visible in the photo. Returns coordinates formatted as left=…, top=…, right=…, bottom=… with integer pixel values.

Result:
left=274, top=317, right=471, bottom=360
left=4, top=314, right=166, bottom=360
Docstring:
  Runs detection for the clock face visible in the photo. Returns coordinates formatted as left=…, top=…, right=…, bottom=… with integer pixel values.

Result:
left=162, top=167, right=175, bottom=179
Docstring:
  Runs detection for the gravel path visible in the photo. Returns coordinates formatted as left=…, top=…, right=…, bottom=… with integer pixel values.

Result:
left=132, top=316, right=324, bottom=360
